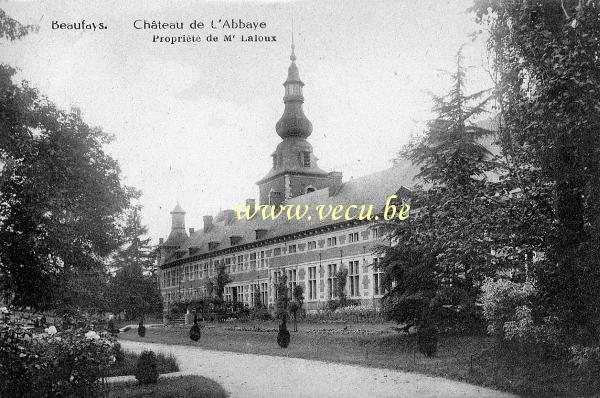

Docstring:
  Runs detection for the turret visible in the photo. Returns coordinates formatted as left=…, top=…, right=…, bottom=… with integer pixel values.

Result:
left=275, top=39, right=313, bottom=139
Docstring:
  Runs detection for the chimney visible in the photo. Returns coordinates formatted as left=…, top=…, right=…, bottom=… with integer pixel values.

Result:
left=189, top=227, right=195, bottom=234
left=245, top=198, right=256, bottom=209
left=222, top=209, right=236, bottom=225
left=328, top=171, right=343, bottom=196
left=203, top=215, right=213, bottom=232
left=159, top=237, right=164, bottom=245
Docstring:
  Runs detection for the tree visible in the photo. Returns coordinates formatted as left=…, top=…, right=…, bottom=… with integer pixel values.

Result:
left=108, top=205, right=161, bottom=320
left=252, top=285, right=262, bottom=308
left=289, top=284, right=304, bottom=332
left=109, top=263, right=162, bottom=321
left=0, top=12, right=133, bottom=309
left=275, top=273, right=289, bottom=320
left=379, top=48, right=499, bottom=332
left=111, top=205, right=155, bottom=274
left=472, top=0, right=600, bottom=341
left=335, top=269, right=348, bottom=307
left=213, top=265, right=231, bottom=301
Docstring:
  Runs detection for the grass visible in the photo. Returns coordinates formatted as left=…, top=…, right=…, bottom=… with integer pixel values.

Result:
left=106, top=351, right=179, bottom=377
left=119, top=321, right=600, bottom=397
left=120, top=321, right=494, bottom=386
left=108, top=375, right=228, bottom=398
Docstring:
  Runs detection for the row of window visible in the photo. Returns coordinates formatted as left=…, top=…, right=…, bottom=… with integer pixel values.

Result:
left=223, top=282, right=269, bottom=306
left=162, top=228, right=386, bottom=287
left=164, top=259, right=386, bottom=304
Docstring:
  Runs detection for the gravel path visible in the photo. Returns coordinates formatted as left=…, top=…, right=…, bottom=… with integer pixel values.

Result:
left=119, top=340, right=515, bottom=398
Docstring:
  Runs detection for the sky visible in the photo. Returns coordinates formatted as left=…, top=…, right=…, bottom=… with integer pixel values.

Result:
left=2, top=0, right=493, bottom=242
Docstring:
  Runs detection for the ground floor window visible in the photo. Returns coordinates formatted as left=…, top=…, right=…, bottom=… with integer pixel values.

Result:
left=288, top=269, right=297, bottom=298
left=260, top=282, right=268, bottom=306
left=237, top=286, right=244, bottom=303
left=327, top=264, right=337, bottom=299
left=349, top=260, right=360, bottom=297
left=373, top=257, right=385, bottom=296
left=308, top=266, right=317, bottom=300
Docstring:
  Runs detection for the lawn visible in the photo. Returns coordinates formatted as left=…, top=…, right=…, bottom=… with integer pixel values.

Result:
left=108, top=375, right=228, bottom=398
left=120, top=321, right=495, bottom=387
left=106, top=350, right=180, bottom=377
left=119, top=320, right=600, bottom=397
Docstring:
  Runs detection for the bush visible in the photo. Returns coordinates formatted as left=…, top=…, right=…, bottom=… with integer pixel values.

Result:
left=417, top=322, right=438, bottom=357
left=277, top=320, right=290, bottom=348
left=136, top=350, right=159, bottom=384
left=0, top=324, right=116, bottom=398
left=138, top=322, right=146, bottom=337
left=480, top=278, right=536, bottom=338
left=189, top=322, right=201, bottom=342
left=113, top=341, right=126, bottom=366
left=0, top=324, right=41, bottom=397
left=570, top=345, right=600, bottom=377
left=108, top=375, right=228, bottom=398
left=249, top=306, right=271, bottom=321
left=107, top=351, right=178, bottom=377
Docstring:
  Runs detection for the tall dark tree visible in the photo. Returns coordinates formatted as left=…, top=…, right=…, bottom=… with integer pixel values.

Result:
left=108, top=205, right=161, bottom=320
left=0, top=11, right=133, bottom=308
left=472, top=0, right=600, bottom=341
left=379, top=49, right=499, bottom=330
left=110, top=205, right=155, bottom=274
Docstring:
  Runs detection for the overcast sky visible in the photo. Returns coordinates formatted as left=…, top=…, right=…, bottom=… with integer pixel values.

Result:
left=3, top=0, right=492, bottom=242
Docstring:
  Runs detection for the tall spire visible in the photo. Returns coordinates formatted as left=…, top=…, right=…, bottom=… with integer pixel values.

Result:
left=290, top=16, right=296, bottom=62
left=275, top=26, right=313, bottom=139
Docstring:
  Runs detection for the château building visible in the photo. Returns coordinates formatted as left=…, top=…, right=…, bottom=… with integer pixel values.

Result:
left=157, top=42, right=416, bottom=312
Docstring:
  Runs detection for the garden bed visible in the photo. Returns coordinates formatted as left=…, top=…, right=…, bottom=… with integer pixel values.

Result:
left=108, top=375, right=228, bottom=398
left=106, top=350, right=179, bottom=377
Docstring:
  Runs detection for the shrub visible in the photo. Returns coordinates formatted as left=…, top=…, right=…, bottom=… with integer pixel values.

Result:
left=480, top=278, right=536, bottom=338
left=277, top=318, right=290, bottom=348
left=138, top=322, right=146, bottom=337
left=136, top=350, right=159, bottom=384
left=108, top=319, right=119, bottom=336
left=113, top=341, right=126, bottom=366
left=250, top=306, right=271, bottom=321
left=189, top=322, right=201, bottom=342
left=570, top=345, right=600, bottom=377
left=0, top=324, right=116, bottom=398
left=417, top=322, right=438, bottom=357
left=0, top=324, right=41, bottom=397
left=326, top=299, right=340, bottom=312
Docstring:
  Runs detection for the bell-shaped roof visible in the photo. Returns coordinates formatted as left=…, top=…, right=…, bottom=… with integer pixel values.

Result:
left=276, top=43, right=312, bottom=139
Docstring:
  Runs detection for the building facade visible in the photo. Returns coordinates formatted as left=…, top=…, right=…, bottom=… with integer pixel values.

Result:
left=157, top=43, right=416, bottom=312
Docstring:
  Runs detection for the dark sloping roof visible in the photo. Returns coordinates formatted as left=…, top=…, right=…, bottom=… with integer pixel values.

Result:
left=164, top=160, right=417, bottom=264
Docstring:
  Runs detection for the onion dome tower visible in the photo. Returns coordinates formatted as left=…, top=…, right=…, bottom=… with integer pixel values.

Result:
left=275, top=38, right=313, bottom=139
left=257, top=36, right=341, bottom=206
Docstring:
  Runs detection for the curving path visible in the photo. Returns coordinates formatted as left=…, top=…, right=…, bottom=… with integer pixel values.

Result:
left=119, top=340, right=515, bottom=398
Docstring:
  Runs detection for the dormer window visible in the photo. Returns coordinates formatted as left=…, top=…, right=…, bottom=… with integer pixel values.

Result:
left=302, top=151, right=311, bottom=167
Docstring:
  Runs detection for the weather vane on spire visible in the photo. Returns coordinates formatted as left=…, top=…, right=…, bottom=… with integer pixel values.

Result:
left=290, top=15, right=296, bottom=62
